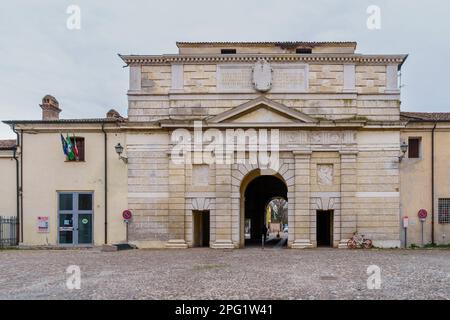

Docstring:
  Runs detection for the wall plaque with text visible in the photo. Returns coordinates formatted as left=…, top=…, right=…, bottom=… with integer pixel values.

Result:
left=217, top=63, right=308, bottom=93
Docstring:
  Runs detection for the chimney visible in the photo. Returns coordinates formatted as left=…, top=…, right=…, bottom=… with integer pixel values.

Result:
left=106, top=109, right=123, bottom=120
left=40, top=95, right=61, bottom=120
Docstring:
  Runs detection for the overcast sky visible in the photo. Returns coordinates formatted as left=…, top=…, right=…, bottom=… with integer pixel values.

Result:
left=1, top=0, right=449, bottom=138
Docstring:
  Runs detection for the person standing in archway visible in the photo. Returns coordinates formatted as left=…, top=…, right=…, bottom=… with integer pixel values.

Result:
left=262, top=224, right=268, bottom=243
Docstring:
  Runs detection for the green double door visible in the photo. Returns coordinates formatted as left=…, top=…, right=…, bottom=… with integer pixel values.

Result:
left=58, top=192, right=93, bottom=245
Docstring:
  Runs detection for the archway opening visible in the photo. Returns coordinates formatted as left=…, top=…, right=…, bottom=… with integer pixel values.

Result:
left=243, top=175, right=288, bottom=248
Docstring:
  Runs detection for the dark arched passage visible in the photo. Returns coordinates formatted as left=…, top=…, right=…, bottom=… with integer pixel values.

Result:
left=244, top=175, right=288, bottom=247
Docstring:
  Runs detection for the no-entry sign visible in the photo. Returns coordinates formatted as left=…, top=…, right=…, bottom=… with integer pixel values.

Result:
left=418, top=209, right=428, bottom=220
left=123, top=210, right=133, bottom=221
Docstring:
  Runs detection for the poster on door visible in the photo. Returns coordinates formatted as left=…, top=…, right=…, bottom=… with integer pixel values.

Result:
left=37, top=216, right=49, bottom=233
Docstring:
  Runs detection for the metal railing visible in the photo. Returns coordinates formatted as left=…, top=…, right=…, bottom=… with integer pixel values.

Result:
left=0, top=216, right=18, bottom=248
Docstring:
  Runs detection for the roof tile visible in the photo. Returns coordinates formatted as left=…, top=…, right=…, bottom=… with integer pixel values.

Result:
left=401, top=112, right=450, bottom=122
left=0, top=139, right=16, bottom=150
left=176, top=41, right=357, bottom=48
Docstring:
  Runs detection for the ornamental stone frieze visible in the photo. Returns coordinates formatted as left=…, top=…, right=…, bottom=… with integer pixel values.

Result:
left=309, top=131, right=356, bottom=145
left=280, top=130, right=356, bottom=147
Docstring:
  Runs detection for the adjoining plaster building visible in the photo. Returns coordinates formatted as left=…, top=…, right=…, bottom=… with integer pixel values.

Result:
left=1, top=41, right=449, bottom=249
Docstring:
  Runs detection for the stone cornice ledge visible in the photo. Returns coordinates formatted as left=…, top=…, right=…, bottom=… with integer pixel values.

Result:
left=292, top=150, right=313, bottom=156
left=339, top=150, right=359, bottom=155
left=119, top=53, right=407, bottom=66
left=362, top=121, right=407, bottom=129
left=159, top=122, right=366, bottom=129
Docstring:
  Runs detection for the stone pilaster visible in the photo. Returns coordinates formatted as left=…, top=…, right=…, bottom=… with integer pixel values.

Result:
left=338, top=151, right=358, bottom=248
left=166, top=159, right=188, bottom=248
left=291, top=151, right=313, bottom=249
left=211, top=162, right=234, bottom=249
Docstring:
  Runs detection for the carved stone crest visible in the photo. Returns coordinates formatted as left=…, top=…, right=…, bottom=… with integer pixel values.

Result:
left=317, top=164, right=333, bottom=185
left=252, top=59, right=272, bottom=92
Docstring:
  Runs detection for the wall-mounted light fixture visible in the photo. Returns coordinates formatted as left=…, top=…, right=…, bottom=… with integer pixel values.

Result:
left=399, top=141, right=408, bottom=162
left=115, top=143, right=128, bottom=163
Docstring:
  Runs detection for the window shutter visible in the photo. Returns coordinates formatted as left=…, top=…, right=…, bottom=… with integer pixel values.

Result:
left=78, top=138, right=85, bottom=161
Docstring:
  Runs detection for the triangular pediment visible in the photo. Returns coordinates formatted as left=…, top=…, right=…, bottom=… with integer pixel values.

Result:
left=207, top=96, right=317, bottom=124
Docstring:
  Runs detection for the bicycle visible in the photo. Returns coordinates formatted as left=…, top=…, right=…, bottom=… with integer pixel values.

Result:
left=347, top=232, right=373, bottom=249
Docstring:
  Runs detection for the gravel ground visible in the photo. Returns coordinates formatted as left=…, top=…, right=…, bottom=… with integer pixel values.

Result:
left=0, top=248, right=449, bottom=300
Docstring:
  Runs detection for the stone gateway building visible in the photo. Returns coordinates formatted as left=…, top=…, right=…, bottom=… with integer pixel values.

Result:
left=2, top=41, right=450, bottom=249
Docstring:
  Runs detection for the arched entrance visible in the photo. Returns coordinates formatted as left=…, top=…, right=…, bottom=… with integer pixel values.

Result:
left=241, top=173, right=288, bottom=247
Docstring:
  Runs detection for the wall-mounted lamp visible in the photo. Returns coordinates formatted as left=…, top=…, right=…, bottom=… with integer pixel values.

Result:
left=399, top=141, right=408, bottom=162
left=115, top=143, right=128, bottom=164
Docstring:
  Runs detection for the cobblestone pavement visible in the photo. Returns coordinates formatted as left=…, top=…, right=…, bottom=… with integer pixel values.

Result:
left=0, top=248, right=449, bottom=300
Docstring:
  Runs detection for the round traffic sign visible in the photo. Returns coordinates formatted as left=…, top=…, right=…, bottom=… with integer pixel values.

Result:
left=418, top=209, right=428, bottom=220
left=122, top=210, right=132, bottom=220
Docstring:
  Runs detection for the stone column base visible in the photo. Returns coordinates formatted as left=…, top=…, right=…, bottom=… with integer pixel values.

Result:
left=211, top=240, right=234, bottom=249
left=165, top=239, right=188, bottom=249
left=338, top=239, right=350, bottom=249
left=291, top=240, right=313, bottom=249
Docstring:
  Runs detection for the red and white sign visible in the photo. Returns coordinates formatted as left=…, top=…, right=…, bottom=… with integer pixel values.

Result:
left=122, top=210, right=132, bottom=221
left=37, top=216, right=49, bottom=233
left=403, top=216, right=409, bottom=228
left=418, top=209, right=428, bottom=220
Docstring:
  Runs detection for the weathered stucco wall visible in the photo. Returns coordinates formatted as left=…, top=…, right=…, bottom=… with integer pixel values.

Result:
left=20, top=130, right=127, bottom=246
left=401, top=126, right=450, bottom=246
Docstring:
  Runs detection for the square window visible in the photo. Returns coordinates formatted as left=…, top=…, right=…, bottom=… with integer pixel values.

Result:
left=78, top=194, right=93, bottom=211
left=438, top=199, right=450, bottom=224
left=59, top=194, right=73, bottom=211
left=408, top=137, right=421, bottom=159
left=66, top=137, right=85, bottom=161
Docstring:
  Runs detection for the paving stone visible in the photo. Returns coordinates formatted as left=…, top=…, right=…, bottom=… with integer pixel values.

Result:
left=0, top=248, right=449, bottom=299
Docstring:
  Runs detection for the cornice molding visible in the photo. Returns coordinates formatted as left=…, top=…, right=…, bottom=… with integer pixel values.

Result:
left=119, top=54, right=407, bottom=66
left=159, top=121, right=366, bottom=129
left=207, top=96, right=318, bottom=124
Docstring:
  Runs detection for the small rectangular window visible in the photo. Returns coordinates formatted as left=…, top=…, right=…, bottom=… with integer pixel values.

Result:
left=296, top=48, right=312, bottom=54
left=408, top=137, right=420, bottom=159
left=221, top=49, right=236, bottom=54
left=439, top=199, right=450, bottom=224
left=67, top=137, right=85, bottom=161
left=78, top=193, right=92, bottom=210
left=78, top=194, right=93, bottom=211
left=59, top=193, right=73, bottom=211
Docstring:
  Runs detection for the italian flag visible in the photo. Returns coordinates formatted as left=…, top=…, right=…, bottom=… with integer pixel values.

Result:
left=73, top=135, right=79, bottom=159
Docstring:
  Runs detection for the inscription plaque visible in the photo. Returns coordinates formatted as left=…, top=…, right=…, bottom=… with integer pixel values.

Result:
left=217, top=65, right=253, bottom=92
left=217, top=63, right=308, bottom=93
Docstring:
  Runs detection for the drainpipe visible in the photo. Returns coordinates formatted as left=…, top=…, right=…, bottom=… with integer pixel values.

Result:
left=12, top=124, right=20, bottom=244
left=431, top=122, right=437, bottom=245
left=102, top=123, right=108, bottom=244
